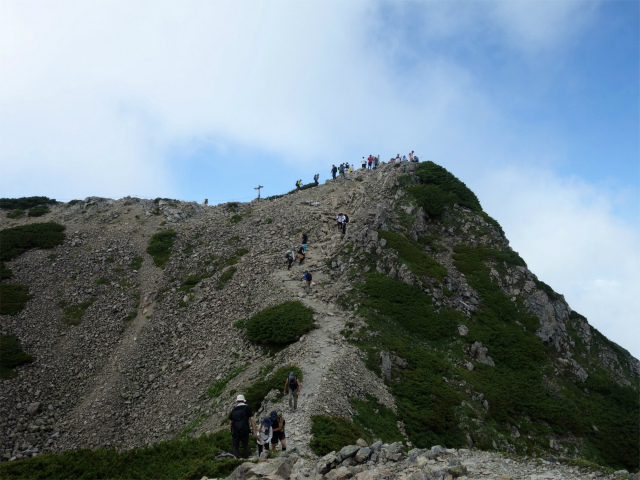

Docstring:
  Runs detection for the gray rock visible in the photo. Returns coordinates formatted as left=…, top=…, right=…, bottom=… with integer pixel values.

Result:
left=354, top=446, right=371, bottom=463
left=26, top=403, right=41, bottom=416
left=338, top=444, right=360, bottom=459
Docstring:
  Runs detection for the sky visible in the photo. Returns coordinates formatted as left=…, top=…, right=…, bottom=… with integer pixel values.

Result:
left=1, top=1, right=638, bottom=358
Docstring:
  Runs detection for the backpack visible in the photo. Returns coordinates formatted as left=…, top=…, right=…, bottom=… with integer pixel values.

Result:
left=230, top=405, right=250, bottom=437
left=288, top=375, right=299, bottom=391
left=303, top=273, right=312, bottom=282
left=344, top=214, right=349, bottom=223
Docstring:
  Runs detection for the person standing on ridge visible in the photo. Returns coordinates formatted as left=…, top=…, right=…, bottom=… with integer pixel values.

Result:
left=229, top=394, right=255, bottom=459
left=374, top=155, right=379, bottom=169
left=314, top=173, right=319, bottom=185
left=284, top=371, right=302, bottom=410
left=368, top=155, right=373, bottom=169
left=361, top=157, right=366, bottom=169
left=331, top=165, right=337, bottom=179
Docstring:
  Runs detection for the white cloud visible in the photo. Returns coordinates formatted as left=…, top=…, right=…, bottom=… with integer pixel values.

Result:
left=478, top=166, right=640, bottom=358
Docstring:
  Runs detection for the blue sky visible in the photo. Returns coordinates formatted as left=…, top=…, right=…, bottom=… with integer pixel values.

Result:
left=1, top=0, right=638, bottom=358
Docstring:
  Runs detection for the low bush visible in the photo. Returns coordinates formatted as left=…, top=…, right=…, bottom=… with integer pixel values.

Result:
left=351, top=394, right=403, bottom=444
left=0, top=196, right=56, bottom=210
left=225, top=248, right=249, bottom=266
left=58, top=299, right=95, bottom=326
left=130, top=256, right=143, bottom=270
left=0, top=430, right=242, bottom=480
left=178, top=272, right=212, bottom=292
left=245, top=301, right=314, bottom=345
left=310, top=415, right=365, bottom=456
left=207, top=365, right=246, bottom=398
left=7, top=209, right=24, bottom=219
left=216, top=267, right=237, bottom=290
left=146, top=229, right=176, bottom=268
left=0, top=334, right=33, bottom=379
left=0, top=262, right=12, bottom=279
left=243, top=366, right=303, bottom=414
left=0, top=222, right=66, bottom=262
left=377, top=230, right=447, bottom=282
left=230, top=214, right=243, bottom=223
left=413, top=161, right=481, bottom=211
left=28, top=205, right=49, bottom=217
left=0, top=284, right=32, bottom=315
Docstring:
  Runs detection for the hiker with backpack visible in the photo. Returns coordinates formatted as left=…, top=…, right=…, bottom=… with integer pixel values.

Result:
left=301, top=271, right=312, bottom=293
left=314, top=173, right=319, bottom=185
left=284, top=372, right=302, bottom=410
left=368, top=155, right=373, bottom=169
left=296, top=180, right=302, bottom=191
left=331, top=165, right=337, bottom=180
left=337, top=213, right=345, bottom=232
left=269, top=410, right=287, bottom=451
left=297, top=245, right=305, bottom=265
left=301, top=231, right=308, bottom=245
left=341, top=214, right=349, bottom=235
left=229, top=394, right=255, bottom=459
left=256, top=417, right=273, bottom=458
left=284, top=248, right=295, bottom=270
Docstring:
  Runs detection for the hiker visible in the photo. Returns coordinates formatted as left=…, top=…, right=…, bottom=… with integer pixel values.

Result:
left=229, top=394, right=255, bottom=459
left=374, top=156, right=379, bottom=169
left=284, top=248, right=295, bottom=270
left=368, top=155, right=373, bottom=169
left=284, top=371, right=302, bottom=410
left=395, top=153, right=401, bottom=162
left=256, top=417, right=273, bottom=458
left=269, top=410, right=287, bottom=451
left=341, top=213, right=349, bottom=235
left=409, top=151, right=414, bottom=161
left=301, top=231, right=308, bottom=245
left=301, top=270, right=312, bottom=294
left=296, top=180, right=302, bottom=191
left=297, top=245, right=305, bottom=265
left=337, top=213, right=345, bottom=232
left=203, top=198, right=208, bottom=205
left=361, top=157, right=366, bottom=169
left=314, top=173, right=319, bottom=185
left=402, top=155, right=408, bottom=162
left=331, top=165, right=337, bottom=180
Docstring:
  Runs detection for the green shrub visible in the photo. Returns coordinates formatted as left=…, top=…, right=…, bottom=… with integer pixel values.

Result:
left=227, top=202, right=239, bottom=212
left=59, top=299, right=95, bottom=326
left=146, top=229, right=176, bottom=268
left=413, top=161, right=481, bottom=211
left=178, top=273, right=212, bottom=292
left=0, top=430, right=242, bottom=480
left=230, top=214, right=243, bottom=223
left=225, top=248, right=249, bottom=266
left=0, top=222, right=66, bottom=262
left=7, top=209, right=24, bottom=219
left=243, top=366, right=303, bottom=413
left=207, top=365, right=246, bottom=398
left=0, top=284, right=32, bottom=315
left=234, top=319, right=246, bottom=329
left=0, top=334, right=33, bottom=379
left=377, top=230, right=447, bottom=282
left=406, top=184, right=456, bottom=217
left=27, top=205, right=49, bottom=217
left=264, top=217, right=273, bottom=224
left=351, top=394, right=403, bottom=444
left=216, top=267, right=237, bottom=290
left=246, top=301, right=314, bottom=345
left=310, top=415, right=365, bottom=456
left=0, top=261, right=12, bottom=279
left=130, top=256, right=143, bottom=270
left=478, top=211, right=505, bottom=237
left=67, top=199, right=82, bottom=206
left=0, top=196, right=56, bottom=210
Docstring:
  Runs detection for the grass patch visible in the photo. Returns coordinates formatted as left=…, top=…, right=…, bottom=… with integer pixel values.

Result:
left=245, top=301, right=314, bottom=345
left=207, top=365, right=246, bottom=398
left=0, top=284, right=32, bottom=315
left=58, top=298, right=96, bottom=326
left=377, top=230, right=447, bottom=283
left=243, top=366, right=303, bottom=413
left=0, top=222, right=66, bottom=262
left=0, top=196, right=56, bottom=210
left=230, top=214, right=243, bottom=223
left=0, top=430, right=243, bottom=480
left=96, top=277, right=108, bottom=286
left=178, top=273, right=212, bottom=292
left=0, top=262, right=12, bottom=279
left=0, top=334, right=33, bottom=379
left=216, top=267, right=237, bottom=290
left=264, top=217, right=272, bottom=224
left=351, top=393, right=404, bottom=444
left=183, top=244, right=194, bottom=254
left=130, top=256, right=143, bottom=270
left=225, top=248, right=249, bottom=266
left=309, top=415, right=366, bottom=456
left=146, top=229, right=176, bottom=268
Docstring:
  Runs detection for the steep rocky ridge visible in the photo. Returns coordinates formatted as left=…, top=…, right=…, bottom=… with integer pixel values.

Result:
left=0, top=162, right=638, bottom=471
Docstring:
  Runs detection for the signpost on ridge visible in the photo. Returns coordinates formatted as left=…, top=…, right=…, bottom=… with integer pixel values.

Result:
left=254, top=185, right=263, bottom=200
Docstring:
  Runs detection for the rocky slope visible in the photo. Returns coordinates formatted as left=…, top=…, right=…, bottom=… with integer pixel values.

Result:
left=0, top=162, right=638, bottom=471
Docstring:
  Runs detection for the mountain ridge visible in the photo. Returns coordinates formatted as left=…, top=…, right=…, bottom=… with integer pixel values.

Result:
left=0, top=161, right=637, bottom=473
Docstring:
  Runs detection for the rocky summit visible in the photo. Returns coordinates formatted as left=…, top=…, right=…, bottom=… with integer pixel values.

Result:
left=0, top=161, right=638, bottom=477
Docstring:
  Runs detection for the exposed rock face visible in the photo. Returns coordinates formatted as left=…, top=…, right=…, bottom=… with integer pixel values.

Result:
left=0, top=162, right=637, bottom=467
left=204, top=443, right=634, bottom=480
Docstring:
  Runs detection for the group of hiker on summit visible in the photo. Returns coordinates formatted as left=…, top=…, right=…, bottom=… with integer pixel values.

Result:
left=330, top=151, right=419, bottom=179
left=229, top=373, right=302, bottom=459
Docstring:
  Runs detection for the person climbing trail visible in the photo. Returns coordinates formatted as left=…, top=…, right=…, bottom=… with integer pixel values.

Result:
left=297, top=245, right=306, bottom=265
left=256, top=417, right=273, bottom=458
left=229, top=395, right=255, bottom=459
left=301, top=270, right=312, bottom=293
left=301, top=231, right=308, bottom=245
left=337, top=213, right=345, bottom=233
left=284, top=248, right=295, bottom=270
left=270, top=410, right=286, bottom=451
left=342, top=213, right=349, bottom=235
left=284, top=371, right=301, bottom=410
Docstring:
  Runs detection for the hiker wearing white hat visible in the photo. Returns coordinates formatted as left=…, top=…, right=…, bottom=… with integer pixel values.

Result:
left=229, top=394, right=255, bottom=458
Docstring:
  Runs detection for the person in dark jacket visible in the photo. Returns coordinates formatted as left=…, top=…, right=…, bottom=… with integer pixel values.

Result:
left=229, top=394, right=255, bottom=458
